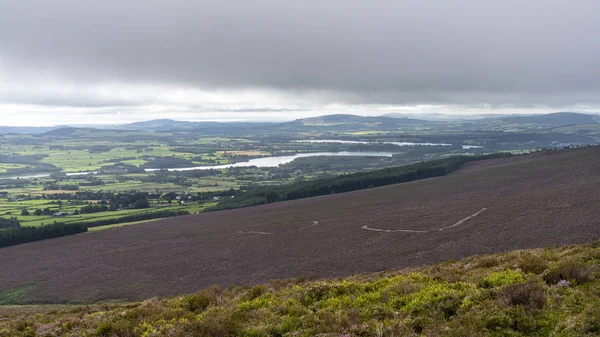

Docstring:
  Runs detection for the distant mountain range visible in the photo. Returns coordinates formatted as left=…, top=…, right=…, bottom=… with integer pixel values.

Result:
left=289, top=114, right=425, bottom=125
left=1, top=112, right=599, bottom=135
left=483, top=112, right=600, bottom=127
left=383, top=111, right=600, bottom=123
left=279, top=112, right=600, bottom=132
left=125, top=119, right=274, bottom=132
left=382, top=112, right=519, bottom=120
left=0, top=126, right=58, bottom=134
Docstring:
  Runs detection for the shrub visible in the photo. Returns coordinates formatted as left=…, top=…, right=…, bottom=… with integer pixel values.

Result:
left=475, top=256, right=500, bottom=268
left=479, top=270, right=525, bottom=288
left=516, top=253, right=549, bottom=274
left=95, top=322, right=114, bottom=336
left=181, top=307, right=244, bottom=337
left=398, top=281, right=474, bottom=317
left=543, top=259, right=593, bottom=285
left=184, top=293, right=212, bottom=312
left=244, top=286, right=266, bottom=301
left=497, top=282, right=546, bottom=311
left=407, top=316, right=432, bottom=334
left=505, top=306, right=539, bottom=333
left=474, top=298, right=543, bottom=334
left=579, top=305, right=600, bottom=334
left=183, top=286, right=223, bottom=312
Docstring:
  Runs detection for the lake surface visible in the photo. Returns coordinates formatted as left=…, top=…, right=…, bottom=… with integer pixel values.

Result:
left=292, top=139, right=483, bottom=149
left=7, top=144, right=485, bottom=179
left=6, top=152, right=398, bottom=178
left=145, top=151, right=397, bottom=172
left=292, top=139, right=452, bottom=146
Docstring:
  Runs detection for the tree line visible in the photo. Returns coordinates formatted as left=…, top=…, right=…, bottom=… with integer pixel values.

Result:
left=0, top=222, right=88, bottom=248
left=0, top=209, right=189, bottom=248
left=65, top=209, right=190, bottom=228
left=208, top=153, right=513, bottom=211
left=0, top=217, right=20, bottom=229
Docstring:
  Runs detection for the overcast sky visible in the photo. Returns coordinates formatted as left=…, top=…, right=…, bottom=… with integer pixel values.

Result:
left=1, top=0, right=599, bottom=126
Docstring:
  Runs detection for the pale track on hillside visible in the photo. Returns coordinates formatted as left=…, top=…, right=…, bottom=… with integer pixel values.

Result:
left=237, top=230, right=273, bottom=235
left=288, top=220, right=320, bottom=231
left=361, top=225, right=427, bottom=233
left=438, top=208, right=488, bottom=231
left=361, top=208, right=488, bottom=234
left=236, top=220, right=320, bottom=237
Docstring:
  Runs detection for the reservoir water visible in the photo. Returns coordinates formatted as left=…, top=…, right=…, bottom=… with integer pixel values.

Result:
left=145, top=151, right=396, bottom=172
left=292, top=139, right=483, bottom=149
left=8, top=152, right=397, bottom=178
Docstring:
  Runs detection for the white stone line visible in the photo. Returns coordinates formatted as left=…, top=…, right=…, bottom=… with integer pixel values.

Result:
left=292, top=220, right=320, bottom=231
left=438, top=208, right=488, bottom=231
left=361, top=225, right=427, bottom=233
left=237, top=230, right=273, bottom=235
left=239, top=220, right=321, bottom=237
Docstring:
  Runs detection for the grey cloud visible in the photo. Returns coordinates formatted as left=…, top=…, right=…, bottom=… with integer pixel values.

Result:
left=200, top=107, right=309, bottom=113
left=1, top=0, right=600, bottom=107
left=0, top=93, right=143, bottom=108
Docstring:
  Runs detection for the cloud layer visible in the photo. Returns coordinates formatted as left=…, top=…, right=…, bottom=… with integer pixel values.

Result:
left=1, top=0, right=599, bottom=125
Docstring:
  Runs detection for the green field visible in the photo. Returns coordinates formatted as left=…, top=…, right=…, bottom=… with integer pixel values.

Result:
left=0, top=198, right=216, bottom=229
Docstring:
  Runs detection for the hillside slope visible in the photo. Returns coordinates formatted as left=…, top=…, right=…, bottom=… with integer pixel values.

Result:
left=2, top=241, right=600, bottom=336
left=1, top=147, right=600, bottom=303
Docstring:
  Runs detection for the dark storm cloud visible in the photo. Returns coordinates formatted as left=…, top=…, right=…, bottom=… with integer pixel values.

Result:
left=1, top=0, right=599, bottom=107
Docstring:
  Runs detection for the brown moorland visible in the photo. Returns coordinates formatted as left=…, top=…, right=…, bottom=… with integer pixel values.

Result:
left=1, top=147, right=600, bottom=303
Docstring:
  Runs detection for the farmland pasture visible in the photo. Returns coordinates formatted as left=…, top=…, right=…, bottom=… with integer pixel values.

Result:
left=0, top=196, right=216, bottom=229
left=1, top=115, right=599, bottom=234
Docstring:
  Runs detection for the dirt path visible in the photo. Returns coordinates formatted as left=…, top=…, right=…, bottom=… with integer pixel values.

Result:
left=438, top=208, right=488, bottom=231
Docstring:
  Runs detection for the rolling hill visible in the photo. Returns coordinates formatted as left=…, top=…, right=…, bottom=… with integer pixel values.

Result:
left=491, top=112, right=600, bottom=128
left=276, top=114, right=437, bottom=132
left=126, top=119, right=274, bottom=132
left=1, top=147, right=599, bottom=304
left=0, top=126, right=57, bottom=135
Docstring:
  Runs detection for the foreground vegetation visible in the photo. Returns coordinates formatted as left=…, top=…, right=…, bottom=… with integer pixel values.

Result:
left=2, top=240, right=600, bottom=336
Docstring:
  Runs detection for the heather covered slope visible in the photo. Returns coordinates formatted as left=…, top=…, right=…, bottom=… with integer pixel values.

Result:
left=1, top=241, right=600, bottom=336
left=1, top=147, right=600, bottom=303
